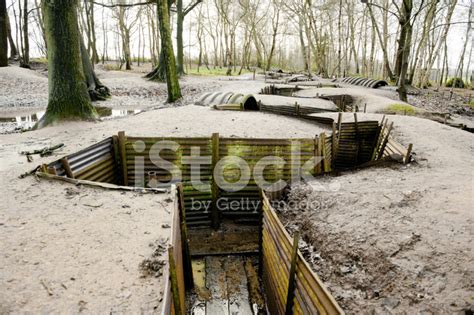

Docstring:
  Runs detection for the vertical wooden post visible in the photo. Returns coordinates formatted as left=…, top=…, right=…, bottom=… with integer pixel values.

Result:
left=353, top=113, right=359, bottom=166
left=372, top=121, right=386, bottom=161
left=112, top=135, right=121, bottom=184
left=337, top=112, right=342, bottom=131
left=258, top=189, right=264, bottom=279
left=60, top=157, right=74, bottom=178
left=404, top=144, right=413, bottom=164
left=168, top=246, right=183, bottom=315
left=378, top=122, right=394, bottom=160
left=314, top=135, right=321, bottom=175
left=321, top=133, right=330, bottom=173
left=177, top=184, right=194, bottom=288
left=47, top=166, right=57, bottom=175
left=118, top=131, right=128, bottom=186
left=331, top=122, right=337, bottom=163
left=211, top=133, right=220, bottom=230
left=285, top=232, right=300, bottom=315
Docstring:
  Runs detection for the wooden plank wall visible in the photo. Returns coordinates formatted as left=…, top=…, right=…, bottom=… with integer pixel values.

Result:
left=333, top=120, right=381, bottom=170
left=123, top=134, right=332, bottom=227
left=217, top=137, right=319, bottom=224
left=125, top=136, right=213, bottom=227
left=261, top=194, right=344, bottom=314
left=161, top=186, right=187, bottom=315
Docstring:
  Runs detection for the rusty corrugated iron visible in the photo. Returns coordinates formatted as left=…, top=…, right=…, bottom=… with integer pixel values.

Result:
left=341, top=77, right=388, bottom=89
left=195, top=92, right=259, bottom=110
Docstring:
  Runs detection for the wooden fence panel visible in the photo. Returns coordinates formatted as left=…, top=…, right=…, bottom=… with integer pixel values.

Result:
left=261, top=194, right=344, bottom=315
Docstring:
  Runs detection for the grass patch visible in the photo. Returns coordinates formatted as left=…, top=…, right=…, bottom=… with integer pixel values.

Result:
left=386, top=104, right=417, bottom=115
left=186, top=67, right=252, bottom=77
left=103, top=63, right=123, bottom=71
left=30, top=57, right=48, bottom=64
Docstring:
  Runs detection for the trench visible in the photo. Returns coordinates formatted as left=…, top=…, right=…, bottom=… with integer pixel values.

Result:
left=35, top=114, right=413, bottom=314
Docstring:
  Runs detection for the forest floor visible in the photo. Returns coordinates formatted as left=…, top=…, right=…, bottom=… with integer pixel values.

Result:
left=0, top=64, right=473, bottom=313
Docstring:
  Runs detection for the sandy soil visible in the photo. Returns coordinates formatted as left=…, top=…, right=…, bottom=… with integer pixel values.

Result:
left=0, top=65, right=473, bottom=313
left=277, top=113, right=474, bottom=313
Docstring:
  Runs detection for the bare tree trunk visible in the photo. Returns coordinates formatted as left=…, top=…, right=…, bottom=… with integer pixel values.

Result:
left=80, top=36, right=111, bottom=101
left=397, top=0, right=413, bottom=103
left=409, top=0, right=437, bottom=85
left=157, top=0, right=181, bottom=102
left=266, top=6, right=279, bottom=71
left=85, top=0, right=98, bottom=64
left=0, top=0, right=7, bottom=67
left=21, top=0, right=29, bottom=67
left=176, top=0, right=185, bottom=75
left=298, top=16, right=310, bottom=75
left=6, top=14, right=18, bottom=59
left=419, top=0, right=457, bottom=88
left=366, top=2, right=394, bottom=81
left=455, top=4, right=472, bottom=81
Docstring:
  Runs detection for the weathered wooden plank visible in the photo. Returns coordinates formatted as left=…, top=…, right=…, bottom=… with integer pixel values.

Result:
left=205, top=256, right=229, bottom=314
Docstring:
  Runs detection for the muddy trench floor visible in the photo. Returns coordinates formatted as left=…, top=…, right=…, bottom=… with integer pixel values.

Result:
left=187, top=255, right=264, bottom=315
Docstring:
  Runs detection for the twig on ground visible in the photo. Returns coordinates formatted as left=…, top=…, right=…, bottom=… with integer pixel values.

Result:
left=40, top=279, right=54, bottom=296
left=20, top=143, right=64, bottom=157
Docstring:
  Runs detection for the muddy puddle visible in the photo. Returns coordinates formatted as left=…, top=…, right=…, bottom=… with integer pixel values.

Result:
left=0, top=106, right=142, bottom=134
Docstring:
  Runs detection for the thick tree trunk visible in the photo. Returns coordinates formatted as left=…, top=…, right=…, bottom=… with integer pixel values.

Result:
left=146, top=50, right=166, bottom=81
left=80, top=36, right=111, bottom=101
left=146, top=0, right=170, bottom=82
left=38, top=0, right=97, bottom=128
left=176, top=0, right=185, bottom=75
left=0, top=0, right=7, bottom=67
left=157, top=0, right=181, bottom=102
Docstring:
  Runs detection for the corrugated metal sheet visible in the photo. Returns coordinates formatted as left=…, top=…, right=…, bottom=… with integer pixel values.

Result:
left=261, top=194, right=344, bottom=314
left=195, top=92, right=259, bottom=110
left=341, top=77, right=388, bottom=89
left=42, top=137, right=118, bottom=184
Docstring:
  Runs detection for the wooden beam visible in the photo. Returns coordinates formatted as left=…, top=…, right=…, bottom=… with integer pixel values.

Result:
left=331, top=123, right=337, bottom=165
left=378, top=122, right=394, bottom=159
left=168, top=246, right=184, bottom=315
left=211, top=133, right=220, bottom=230
left=354, top=113, right=359, bottom=166
left=118, top=131, right=128, bottom=186
left=285, top=232, right=300, bottom=315
left=258, top=190, right=264, bottom=279
left=177, top=183, right=194, bottom=288
left=112, top=135, right=121, bottom=183
left=321, top=133, right=331, bottom=173
left=404, top=144, right=413, bottom=164
left=60, top=157, right=74, bottom=178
